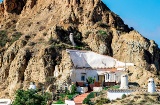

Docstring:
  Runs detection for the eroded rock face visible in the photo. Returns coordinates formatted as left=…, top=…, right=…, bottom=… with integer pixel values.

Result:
left=0, top=0, right=159, bottom=98
left=0, top=3, right=4, bottom=25
left=111, top=30, right=160, bottom=70
left=3, top=0, right=27, bottom=14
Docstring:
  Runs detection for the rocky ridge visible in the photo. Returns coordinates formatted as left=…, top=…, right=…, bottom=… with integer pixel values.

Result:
left=0, top=0, right=159, bottom=98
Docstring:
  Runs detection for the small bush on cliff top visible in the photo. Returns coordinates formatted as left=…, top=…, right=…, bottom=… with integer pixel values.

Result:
left=97, top=30, right=107, bottom=35
left=0, top=30, right=8, bottom=47
left=10, top=32, right=22, bottom=44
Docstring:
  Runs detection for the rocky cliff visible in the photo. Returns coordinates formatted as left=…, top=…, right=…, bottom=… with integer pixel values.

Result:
left=0, top=0, right=159, bottom=98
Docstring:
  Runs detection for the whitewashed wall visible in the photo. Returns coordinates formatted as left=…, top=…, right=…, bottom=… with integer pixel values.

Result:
left=0, top=99, right=12, bottom=105
left=70, top=69, right=98, bottom=82
left=93, top=87, right=103, bottom=92
left=65, top=100, right=75, bottom=105
left=107, top=91, right=132, bottom=100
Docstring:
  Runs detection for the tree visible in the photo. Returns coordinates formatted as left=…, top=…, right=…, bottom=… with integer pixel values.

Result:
left=12, top=89, right=51, bottom=105
left=70, top=84, right=76, bottom=94
left=87, top=77, right=95, bottom=84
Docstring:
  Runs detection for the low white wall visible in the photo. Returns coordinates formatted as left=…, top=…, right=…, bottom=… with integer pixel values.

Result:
left=0, top=99, right=12, bottom=105
left=65, top=100, right=75, bottom=105
left=77, top=87, right=88, bottom=93
left=107, top=91, right=132, bottom=100
left=93, top=87, right=102, bottom=92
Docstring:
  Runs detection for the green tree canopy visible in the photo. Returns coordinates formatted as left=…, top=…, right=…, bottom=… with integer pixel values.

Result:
left=12, top=89, right=51, bottom=105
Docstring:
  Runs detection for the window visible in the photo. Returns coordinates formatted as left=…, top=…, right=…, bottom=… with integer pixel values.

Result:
left=81, top=75, right=85, bottom=81
left=81, top=73, right=86, bottom=81
left=105, top=73, right=110, bottom=82
left=107, top=73, right=110, bottom=79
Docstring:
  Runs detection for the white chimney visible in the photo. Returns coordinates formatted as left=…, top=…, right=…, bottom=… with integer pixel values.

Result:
left=69, top=33, right=76, bottom=46
left=29, top=82, right=36, bottom=90
left=148, top=78, right=156, bottom=93
left=120, top=74, right=128, bottom=89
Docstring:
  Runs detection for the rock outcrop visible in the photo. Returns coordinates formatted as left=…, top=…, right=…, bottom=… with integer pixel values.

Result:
left=0, top=0, right=159, bottom=98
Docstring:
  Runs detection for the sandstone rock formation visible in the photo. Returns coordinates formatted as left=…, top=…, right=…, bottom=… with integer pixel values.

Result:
left=0, top=0, right=159, bottom=98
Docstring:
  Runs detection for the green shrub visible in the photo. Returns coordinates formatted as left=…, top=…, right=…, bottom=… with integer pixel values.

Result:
left=97, top=21, right=109, bottom=28
left=54, top=100, right=65, bottom=104
left=103, top=87, right=109, bottom=90
left=97, top=30, right=107, bottom=35
left=109, top=85, right=120, bottom=89
left=83, top=92, right=95, bottom=104
left=87, top=77, right=95, bottom=84
left=67, top=95, right=74, bottom=100
left=122, top=94, right=126, bottom=99
left=87, top=92, right=95, bottom=98
left=71, top=84, right=76, bottom=94
left=83, top=97, right=90, bottom=104
left=11, top=32, right=22, bottom=44
left=0, top=30, right=8, bottom=47
left=96, top=98, right=110, bottom=104
left=12, top=89, right=51, bottom=105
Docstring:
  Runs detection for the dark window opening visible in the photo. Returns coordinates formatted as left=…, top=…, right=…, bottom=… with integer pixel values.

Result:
left=81, top=75, right=85, bottom=81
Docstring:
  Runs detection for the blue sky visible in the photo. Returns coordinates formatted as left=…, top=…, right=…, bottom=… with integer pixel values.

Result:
left=103, top=0, right=160, bottom=47
left=0, top=0, right=159, bottom=47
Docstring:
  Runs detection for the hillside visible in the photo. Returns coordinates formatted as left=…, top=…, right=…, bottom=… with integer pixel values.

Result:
left=0, top=0, right=159, bottom=98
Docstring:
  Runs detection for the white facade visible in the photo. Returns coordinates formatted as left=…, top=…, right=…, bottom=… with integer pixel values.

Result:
left=70, top=69, right=98, bottom=82
left=70, top=69, right=123, bottom=83
left=105, top=71, right=122, bottom=82
left=148, top=78, right=156, bottom=93
left=67, top=49, right=134, bottom=84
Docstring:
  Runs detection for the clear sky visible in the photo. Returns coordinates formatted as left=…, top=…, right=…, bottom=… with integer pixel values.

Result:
left=0, top=0, right=159, bottom=47
left=103, top=0, right=160, bottom=47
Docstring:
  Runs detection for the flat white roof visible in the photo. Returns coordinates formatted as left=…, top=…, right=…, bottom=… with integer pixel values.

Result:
left=67, top=49, right=134, bottom=69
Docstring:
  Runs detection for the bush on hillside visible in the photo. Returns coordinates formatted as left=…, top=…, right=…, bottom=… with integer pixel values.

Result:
left=0, top=30, right=8, bottom=47
left=12, top=89, right=51, bottom=105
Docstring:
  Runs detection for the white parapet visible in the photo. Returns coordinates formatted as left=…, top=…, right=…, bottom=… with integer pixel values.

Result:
left=77, top=87, right=88, bottom=93
left=0, top=99, right=12, bottom=105
left=65, top=100, right=75, bottom=105
left=148, top=78, right=156, bottom=93
left=107, top=90, right=132, bottom=100
left=93, top=87, right=103, bottom=92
